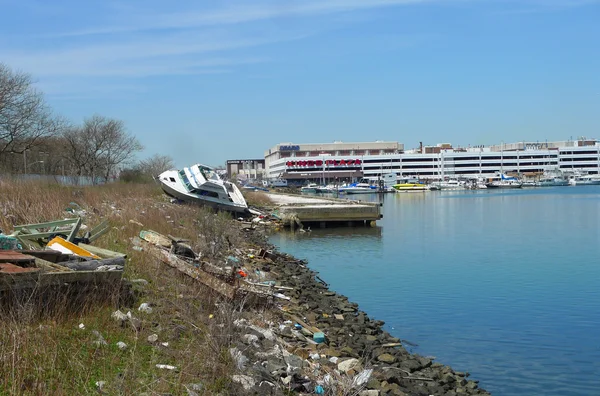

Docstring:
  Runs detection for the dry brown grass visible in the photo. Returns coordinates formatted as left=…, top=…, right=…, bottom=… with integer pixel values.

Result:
left=243, top=190, right=273, bottom=208
left=0, top=179, right=252, bottom=395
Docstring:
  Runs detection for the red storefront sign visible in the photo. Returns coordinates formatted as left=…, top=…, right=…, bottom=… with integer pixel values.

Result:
left=285, top=159, right=362, bottom=167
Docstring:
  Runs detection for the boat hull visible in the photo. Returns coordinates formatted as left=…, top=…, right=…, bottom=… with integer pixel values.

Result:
left=159, top=180, right=249, bottom=214
left=393, top=183, right=429, bottom=192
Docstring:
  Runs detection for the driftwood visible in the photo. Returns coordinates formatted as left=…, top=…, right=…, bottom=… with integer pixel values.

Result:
left=58, top=257, right=126, bottom=271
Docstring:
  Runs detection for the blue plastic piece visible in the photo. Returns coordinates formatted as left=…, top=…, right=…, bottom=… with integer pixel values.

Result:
left=313, top=332, right=326, bottom=343
left=314, top=385, right=325, bottom=394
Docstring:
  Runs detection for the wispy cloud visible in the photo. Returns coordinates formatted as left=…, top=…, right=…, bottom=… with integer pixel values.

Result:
left=53, top=0, right=427, bottom=37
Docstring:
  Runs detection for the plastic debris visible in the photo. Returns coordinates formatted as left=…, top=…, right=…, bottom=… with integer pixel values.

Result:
left=313, top=332, right=326, bottom=343
left=156, top=364, right=177, bottom=370
left=314, top=385, right=325, bottom=394
left=116, top=341, right=128, bottom=350
left=78, top=323, right=85, bottom=329
left=138, top=302, right=153, bottom=313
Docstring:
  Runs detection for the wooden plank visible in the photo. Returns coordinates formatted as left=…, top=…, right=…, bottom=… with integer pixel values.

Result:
left=78, top=244, right=127, bottom=259
left=142, top=242, right=236, bottom=300
left=13, top=218, right=80, bottom=231
left=88, top=219, right=110, bottom=242
left=140, top=230, right=171, bottom=248
left=0, top=270, right=122, bottom=292
left=66, top=217, right=83, bottom=242
left=0, top=251, right=36, bottom=266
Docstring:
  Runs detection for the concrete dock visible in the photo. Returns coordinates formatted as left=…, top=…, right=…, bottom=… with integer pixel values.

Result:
left=266, top=193, right=382, bottom=228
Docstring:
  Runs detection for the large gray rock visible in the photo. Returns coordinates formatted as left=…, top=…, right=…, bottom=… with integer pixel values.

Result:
left=232, top=375, right=255, bottom=390
left=337, top=358, right=361, bottom=373
left=377, top=353, right=396, bottom=364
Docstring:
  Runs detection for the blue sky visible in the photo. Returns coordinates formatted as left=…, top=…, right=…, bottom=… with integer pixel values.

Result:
left=1, top=0, right=599, bottom=167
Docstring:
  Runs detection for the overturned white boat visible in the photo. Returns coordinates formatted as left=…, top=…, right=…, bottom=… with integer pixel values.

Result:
left=158, top=164, right=249, bottom=214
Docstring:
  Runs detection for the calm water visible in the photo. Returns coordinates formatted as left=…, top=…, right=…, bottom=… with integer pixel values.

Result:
left=269, top=187, right=600, bottom=396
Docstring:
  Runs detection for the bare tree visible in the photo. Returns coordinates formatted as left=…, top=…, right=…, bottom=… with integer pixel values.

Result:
left=138, top=154, right=174, bottom=178
left=0, top=63, right=63, bottom=157
left=62, top=115, right=142, bottom=183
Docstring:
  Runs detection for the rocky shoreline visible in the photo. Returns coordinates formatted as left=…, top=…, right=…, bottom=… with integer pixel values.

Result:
left=227, top=228, right=490, bottom=395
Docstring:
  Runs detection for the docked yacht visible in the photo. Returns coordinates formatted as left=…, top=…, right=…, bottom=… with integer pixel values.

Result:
left=569, top=174, right=600, bottom=186
left=538, top=177, right=569, bottom=187
left=431, top=179, right=465, bottom=190
left=339, top=181, right=378, bottom=194
left=158, top=164, right=249, bottom=214
left=300, top=183, right=320, bottom=193
left=485, top=173, right=523, bottom=189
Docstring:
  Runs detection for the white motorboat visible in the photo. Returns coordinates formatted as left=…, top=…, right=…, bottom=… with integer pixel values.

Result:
left=339, top=182, right=378, bottom=194
left=485, top=173, right=523, bottom=189
left=431, top=179, right=465, bottom=190
left=158, top=164, right=249, bottom=214
left=569, top=174, right=600, bottom=186
left=538, top=177, right=569, bottom=187
left=300, top=183, right=320, bottom=193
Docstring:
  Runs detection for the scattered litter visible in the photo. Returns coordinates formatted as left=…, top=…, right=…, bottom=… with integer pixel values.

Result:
left=148, top=334, right=159, bottom=343
left=314, top=385, right=325, bottom=394
left=116, top=341, right=128, bottom=350
left=353, top=369, right=373, bottom=387
left=156, top=364, right=177, bottom=370
left=95, top=381, right=105, bottom=390
left=111, top=310, right=127, bottom=323
left=138, top=303, right=153, bottom=313
left=161, top=342, right=169, bottom=347
left=78, top=323, right=85, bottom=329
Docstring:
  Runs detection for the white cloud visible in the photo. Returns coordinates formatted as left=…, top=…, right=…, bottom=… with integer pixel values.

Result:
left=53, top=0, right=427, bottom=37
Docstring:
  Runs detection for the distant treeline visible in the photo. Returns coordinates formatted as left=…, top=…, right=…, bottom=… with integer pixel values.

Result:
left=0, top=63, right=173, bottom=183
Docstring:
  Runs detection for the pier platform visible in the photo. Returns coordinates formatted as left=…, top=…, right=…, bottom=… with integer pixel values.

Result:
left=266, top=193, right=382, bottom=228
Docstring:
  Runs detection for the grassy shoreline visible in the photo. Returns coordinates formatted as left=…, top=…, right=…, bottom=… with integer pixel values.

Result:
left=1, top=180, right=257, bottom=395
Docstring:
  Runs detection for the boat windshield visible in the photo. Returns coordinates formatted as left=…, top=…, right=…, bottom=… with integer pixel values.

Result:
left=198, top=166, right=221, bottom=182
left=178, top=170, right=194, bottom=191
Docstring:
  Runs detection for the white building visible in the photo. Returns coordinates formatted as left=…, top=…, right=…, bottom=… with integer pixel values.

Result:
left=264, top=139, right=600, bottom=183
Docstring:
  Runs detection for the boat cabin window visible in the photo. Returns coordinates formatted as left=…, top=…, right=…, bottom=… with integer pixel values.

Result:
left=192, top=189, right=219, bottom=198
left=169, top=177, right=176, bottom=182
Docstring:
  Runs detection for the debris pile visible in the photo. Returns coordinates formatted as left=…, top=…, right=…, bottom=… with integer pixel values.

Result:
left=0, top=216, right=125, bottom=294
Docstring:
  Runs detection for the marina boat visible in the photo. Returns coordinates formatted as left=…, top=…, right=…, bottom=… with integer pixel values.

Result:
left=316, top=185, right=337, bottom=193
left=300, top=183, right=320, bottom=193
left=568, top=174, right=600, bottom=186
left=431, top=179, right=465, bottom=190
left=537, top=177, right=569, bottom=187
left=393, top=177, right=430, bottom=192
left=486, top=180, right=523, bottom=188
left=392, top=182, right=430, bottom=192
left=339, top=181, right=378, bottom=194
left=158, top=164, right=249, bottom=214
left=485, top=173, right=523, bottom=189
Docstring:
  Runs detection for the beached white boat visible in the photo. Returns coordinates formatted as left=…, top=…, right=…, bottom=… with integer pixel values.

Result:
left=158, top=164, right=249, bottom=214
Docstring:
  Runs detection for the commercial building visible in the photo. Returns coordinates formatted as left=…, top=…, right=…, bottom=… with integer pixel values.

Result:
left=226, top=159, right=265, bottom=180
left=264, top=139, right=600, bottom=183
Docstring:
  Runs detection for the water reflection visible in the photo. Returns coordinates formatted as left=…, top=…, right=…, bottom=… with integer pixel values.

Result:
left=270, top=186, right=600, bottom=396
